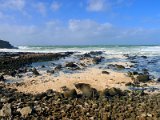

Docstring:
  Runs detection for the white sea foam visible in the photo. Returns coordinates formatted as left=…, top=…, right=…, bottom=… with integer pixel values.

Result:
left=0, top=45, right=160, bottom=56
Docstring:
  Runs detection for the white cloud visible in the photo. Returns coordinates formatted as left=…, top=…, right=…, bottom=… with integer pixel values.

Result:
left=0, top=0, right=26, bottom=11
left=0, top=19, right=159, bottom=45
left=51, top=2, right=61, bottom=11
left=36, top=2, right=46, bottom=16
left=87, top=0, right=108, bottom=12
left=86, top=0, right=134, bottom=12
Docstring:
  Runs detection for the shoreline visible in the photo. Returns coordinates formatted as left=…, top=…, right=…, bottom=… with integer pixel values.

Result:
left=0, top=51, right=160, bottom=119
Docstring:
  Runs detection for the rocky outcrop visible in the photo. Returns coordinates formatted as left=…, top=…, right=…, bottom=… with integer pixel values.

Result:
left=0, top=40, right=15, bottom=49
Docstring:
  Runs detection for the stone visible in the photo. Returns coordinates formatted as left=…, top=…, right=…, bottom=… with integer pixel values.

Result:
left=65, top=62, right=80, bottom=70
left=0, top=103, right=12, bottom=117
left=0, top=75, right=5, bottom=82
left=136, top=74, right=150, bottom=82
left=18, top=106, right=32, bottom=117
left=63, top=89, right=77, bottom=98
left=32, top=68, right=40, bottom=75
left=102, top=71, right=110, bottom=74
left=157, top=78, right=160, bottom=82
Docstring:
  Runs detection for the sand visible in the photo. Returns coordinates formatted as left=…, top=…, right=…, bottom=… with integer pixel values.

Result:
left=8, top=68, right=132, bottom=94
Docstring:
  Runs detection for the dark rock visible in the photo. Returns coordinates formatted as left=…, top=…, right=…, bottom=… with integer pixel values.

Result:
left=65, top=62, right=80, bottom=70
left=75, top=83, right=99, bottom=98
left=102, top=71, right=110, bottom=74
left=46, top=70, right=55, bottom=74
left=54, top=64, right=62, bottom=71
left=89, top=51, right=103, bottom=55
left=32, top=68, right=40, bottom=76
left=63, top=89, right=77, bottom=98
left=92, top=57, right=104, bottom=64
left=136, top=74, right=150, bottom=82
left=0, top=40, right=15, bottom=49
left=108, top=64, right=125, bottom=70
left=102, top=88, right=126, bottom=97
left=0, top=75, right=5, bottom=82
left=157, top=78, right=160, bottom=82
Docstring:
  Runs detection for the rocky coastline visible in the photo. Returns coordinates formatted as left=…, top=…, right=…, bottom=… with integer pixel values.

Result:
left=0, top=51, right=160, bottom=119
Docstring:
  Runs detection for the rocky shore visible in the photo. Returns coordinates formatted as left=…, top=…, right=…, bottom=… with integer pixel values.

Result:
left=0, top=51, right=160, bottom=119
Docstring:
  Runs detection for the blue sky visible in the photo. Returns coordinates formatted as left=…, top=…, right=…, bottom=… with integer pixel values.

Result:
left=0, top=0, right=160, bottom=45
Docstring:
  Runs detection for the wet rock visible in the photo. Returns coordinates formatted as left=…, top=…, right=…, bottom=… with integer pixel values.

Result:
left=136, top=74, right=150, bottom=82
left=65, top=62, right=80, bottom=70
left=89, top=51, right=103, bottom=55
left=157, top=78, right=160, bottom=82
left=108, top=64, right=125, bottom=70
left=32, top=68, right=40, bottom=76
left=46, top=70, right=55, bottom=74
left=92, top=57, right=104, bottom=64
left=141, top=56, right=147, bottom=59
left=0, top=75, right=5, bottom=82
left=54, top=64, right=62, bottom=71
left=102, top=71, right=110, bottom=74
left=18, top=106, right=32, bottom=117
left=0, top=103, right=11, bottom=117
left=41, top=65, right=45, bottom=68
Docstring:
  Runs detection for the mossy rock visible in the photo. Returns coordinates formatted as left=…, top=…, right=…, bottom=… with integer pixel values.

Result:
left=136, top=75, right=150, bottom=82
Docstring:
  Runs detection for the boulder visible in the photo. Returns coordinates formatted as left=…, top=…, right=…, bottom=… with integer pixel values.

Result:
left=75, top=83, right=99, bottom=98
left=102, top=88, right=126, bottom=97
left=0, top=75, right=5, bottom=82
left=157, top=78, right=160, bottom=82
left=32, top=68, right=40, bottom=75
left=65, top=62, right=80, bottom=70
left=102, top=71, right=110, bottom=74
left=0, top=103, right=12, bottom=117
left=136, top=74, right=150, bottom=82
left=63, top=89, right=77, bottom=98
left=18, top=106, right=32, bottom=117
left=47, top=70, right=55, bottom=74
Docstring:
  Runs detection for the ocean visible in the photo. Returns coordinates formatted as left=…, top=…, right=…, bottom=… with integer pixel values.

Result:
left=0, top=45, right=160, bottom=56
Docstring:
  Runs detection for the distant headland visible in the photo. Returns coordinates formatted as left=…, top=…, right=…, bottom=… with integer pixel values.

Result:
left=0, top=40, right=16, bottom=49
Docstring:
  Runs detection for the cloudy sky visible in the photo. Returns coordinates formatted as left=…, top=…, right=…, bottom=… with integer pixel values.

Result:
left=0, top=0, right=160, bottom=45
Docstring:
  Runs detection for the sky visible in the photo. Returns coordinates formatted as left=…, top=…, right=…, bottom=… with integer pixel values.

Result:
left=0, top=0, right=160, bottom=45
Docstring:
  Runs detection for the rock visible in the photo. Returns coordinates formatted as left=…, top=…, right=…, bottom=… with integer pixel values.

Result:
left=89, top=51, right=103, bottom=55
left=18, top=106, right=32, bottom=117
left=0, top=75, right=5, bottom=82
left=125, top=82, right=135, bottom=86
left=102, top=71, right=110, bottom=74
left=65, top=62, right=80, bottom=70
left=75, top=83, right=99, bottom=98
left=102, top=88, right=126, bottom=97
left=92, top=57, right=104, bottom=64
left=157, top=78, right=160, bottom=82
left=63, top=89, right=77, bottom=98
left=0, top=103, right=12, bottom=117
left=136, top=74, right=150, bottom=82
left=0, top=40, right=15, bottom=49
left=32, top=68, right=40, bottom=75
left=54, top=64, right=62, bottom=71
left=46, top=70, right=55, bottom=74
left=75, top=83, right=91, bottom=90
left=108, top=64, right=125, bottom=70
